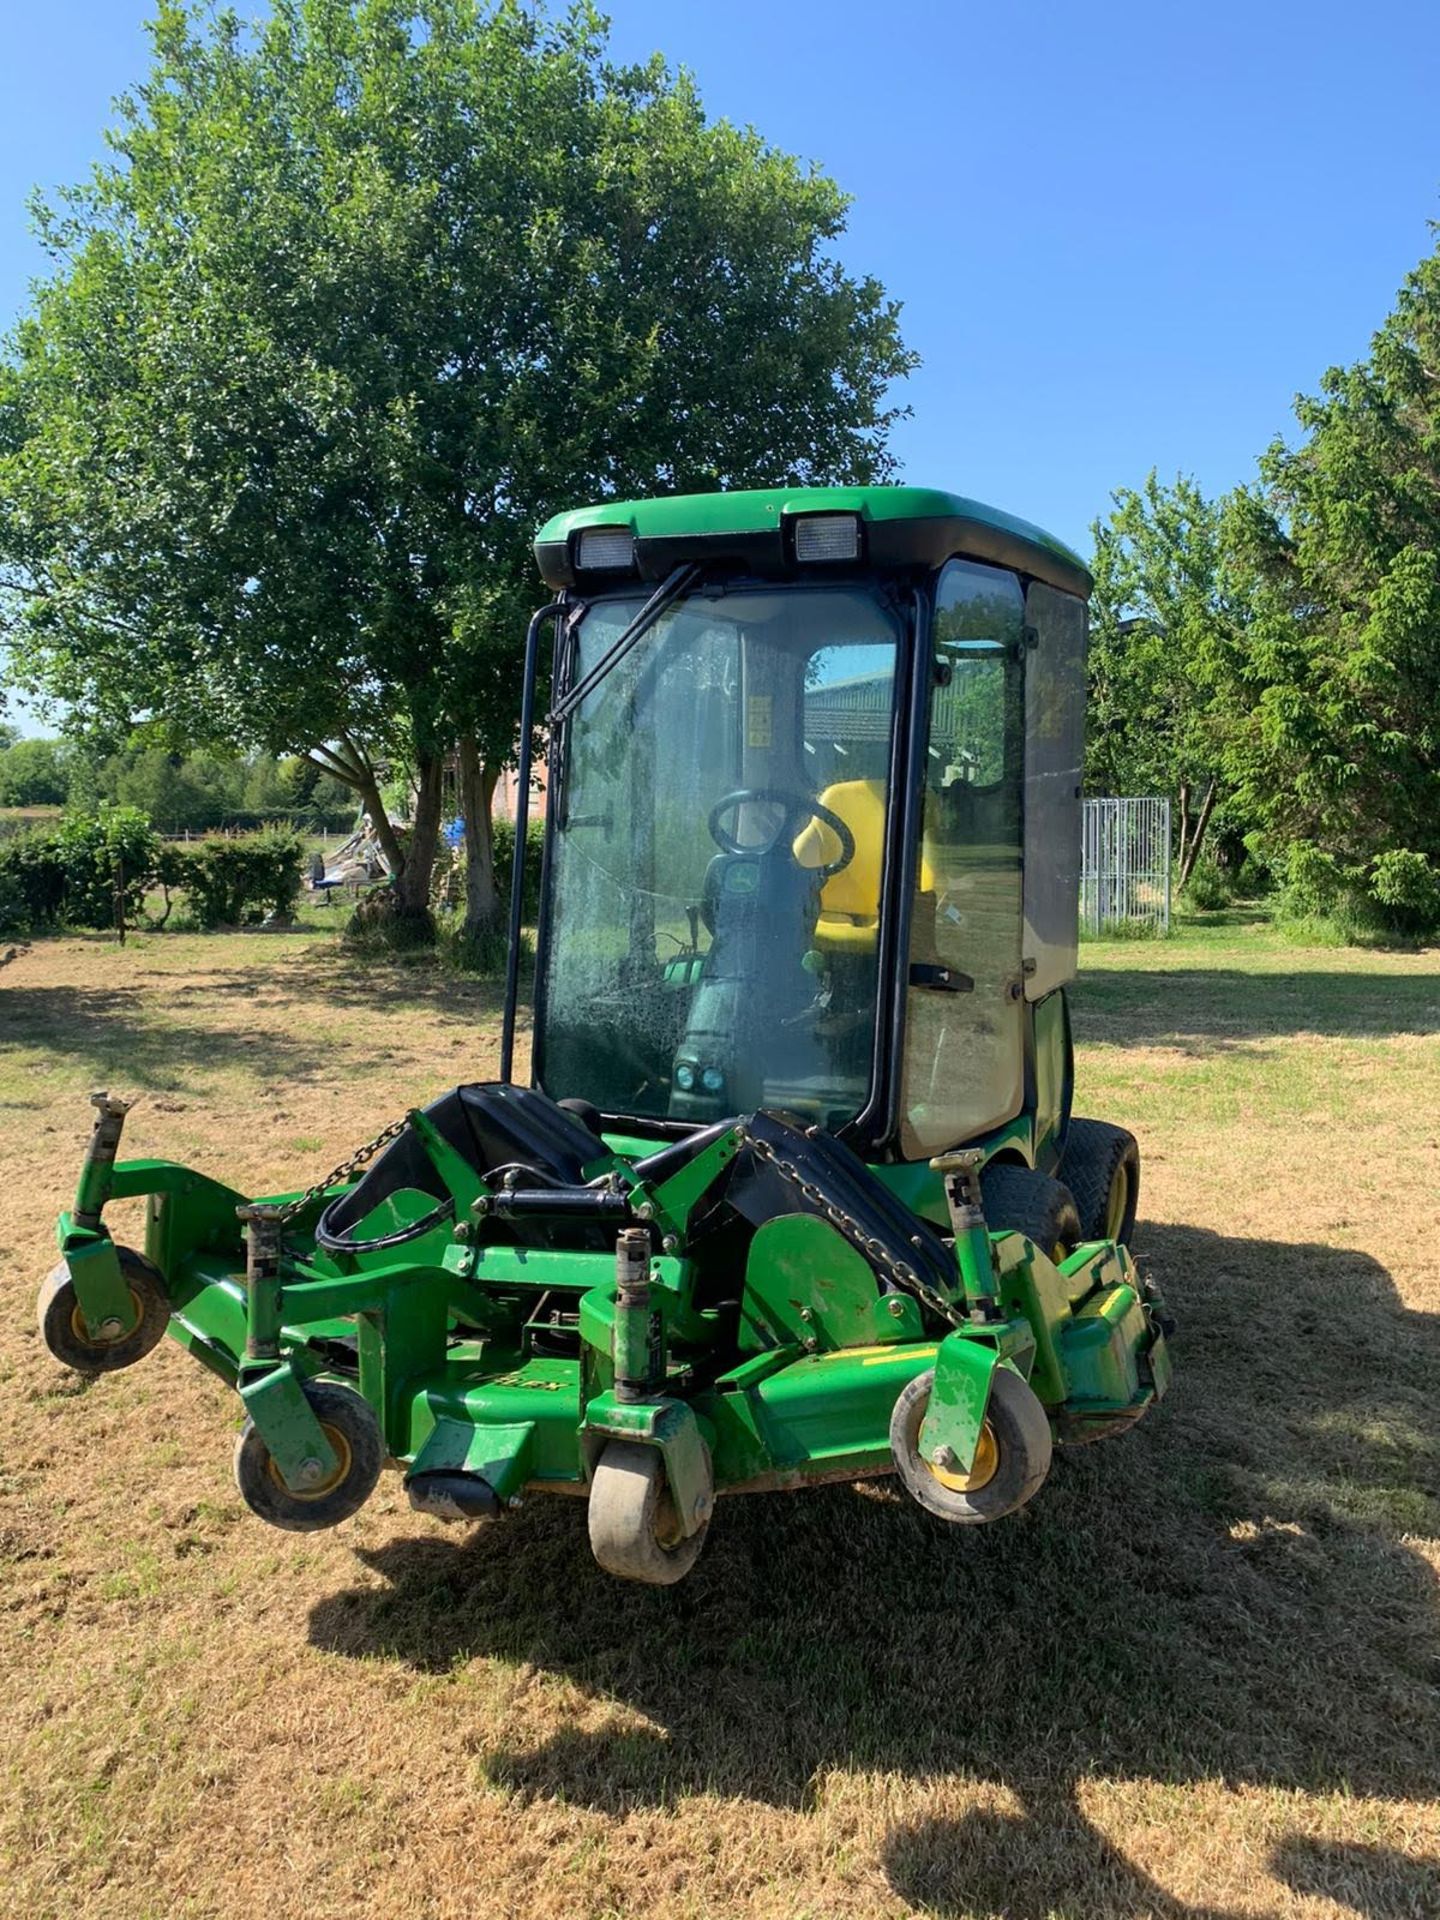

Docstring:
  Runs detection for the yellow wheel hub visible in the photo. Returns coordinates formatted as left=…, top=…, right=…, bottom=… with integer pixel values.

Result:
left=926, top=1418, right=1000, bottom=1493
left=266, top=1421, right=352, bottom=1501
left=70, top=1286, right=143, bottom=1347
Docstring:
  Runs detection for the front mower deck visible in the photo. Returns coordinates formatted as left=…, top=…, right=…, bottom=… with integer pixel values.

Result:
left=45, top=1082, right=1169, bottom=1583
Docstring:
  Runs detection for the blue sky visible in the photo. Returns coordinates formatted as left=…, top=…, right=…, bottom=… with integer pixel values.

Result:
left=2, top=0, right=1438, bottom=560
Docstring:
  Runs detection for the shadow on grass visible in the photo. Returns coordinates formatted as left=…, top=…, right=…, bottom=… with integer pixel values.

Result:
left=309, top=1222, right=1440, bottom=1919
left=0, top=952, right=509, bottom=1096
left=1072, top=967, right=1440, bottom=1048
left=0, top=982, right=334, bottom=1093
left=1269, top=1836, right=1440, bottom=1918
left=272, top=945, right=510, bottom=1019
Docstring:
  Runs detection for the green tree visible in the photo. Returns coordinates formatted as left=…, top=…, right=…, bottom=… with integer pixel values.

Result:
left=1088, top=474, right=1249, bottom=887
left=1222, top=228, right=1440, bottom=928
left=0, top=0, right=914, bottom=937
left=0, top=735, right=70, bottom=806
left=107, top=746, right=237, bottom=831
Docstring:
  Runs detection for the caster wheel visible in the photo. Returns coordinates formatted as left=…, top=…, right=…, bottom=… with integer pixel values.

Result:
left=36, top=1247, right=169, bottom=1373
left=233, top=1380, right=382, bottom=1532
left=1062, top=1118, right=1141, bottom=1245
left=890, top=1365, right=1053, bottom=1524
left=587, top=1440, right=710, bottom=1585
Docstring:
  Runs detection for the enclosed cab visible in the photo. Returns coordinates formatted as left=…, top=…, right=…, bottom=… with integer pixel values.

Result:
left=524, top=486, right=1091, bottom=1190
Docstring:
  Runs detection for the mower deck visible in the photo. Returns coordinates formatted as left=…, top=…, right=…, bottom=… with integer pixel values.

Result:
left=44, top=1082, right=1168, bottom=1582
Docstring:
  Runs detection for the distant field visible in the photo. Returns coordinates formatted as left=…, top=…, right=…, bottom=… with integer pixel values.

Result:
left=0, top=914, right=1437, bottom=1919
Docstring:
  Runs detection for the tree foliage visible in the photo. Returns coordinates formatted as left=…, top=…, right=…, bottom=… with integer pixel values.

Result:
left=0, top=735, right=70, bottom=806
left=0, top=0, right=914, bottom=933
left=0, top=730, right=351, bottom=828
left=1092, top=227, right=1440, bottom=937
left=1087, top=474, right=1248, bottom=886
left=1222, top=228, right=1440, bottom=912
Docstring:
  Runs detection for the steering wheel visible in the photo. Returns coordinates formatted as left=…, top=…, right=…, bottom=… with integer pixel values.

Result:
left=706, top=787, right=857, bottom=880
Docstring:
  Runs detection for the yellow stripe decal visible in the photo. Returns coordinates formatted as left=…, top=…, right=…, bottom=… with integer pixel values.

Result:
left=813, top=1343, right=939, bottom=1366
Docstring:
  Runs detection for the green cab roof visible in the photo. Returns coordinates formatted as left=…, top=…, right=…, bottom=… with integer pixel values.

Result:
left=534, top=485, right=1091, bottom=598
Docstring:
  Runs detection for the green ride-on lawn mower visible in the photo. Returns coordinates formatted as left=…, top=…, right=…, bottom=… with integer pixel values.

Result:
left=41, top=486, right=1171, bottom=1584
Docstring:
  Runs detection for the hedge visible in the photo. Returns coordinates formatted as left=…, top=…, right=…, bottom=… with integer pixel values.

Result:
left=0, top=811, right=304, bottom=936
left=176, top=830, right=305, bottom=930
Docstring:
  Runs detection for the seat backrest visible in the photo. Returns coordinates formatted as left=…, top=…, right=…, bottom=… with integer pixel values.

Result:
left=793, top=778, right=934, bottom=923
left=793, top=779, right=886, bottom=923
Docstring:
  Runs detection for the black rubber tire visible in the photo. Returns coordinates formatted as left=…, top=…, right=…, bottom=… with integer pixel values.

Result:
left=36, top=1246, right=169, bottom=1373
left=233, top=1379, right=383, bottom=1533
left=587, top=1440, right=711, bottom=1586
left=890, top=1365, right=1053, bottom=1524
left=979, top=1163, right=1083, bottom=1265
left=1062, top=1118, right=1141, bottom=1245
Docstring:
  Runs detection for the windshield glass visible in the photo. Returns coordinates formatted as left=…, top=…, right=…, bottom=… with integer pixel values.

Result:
left=536, top=582, right=904, bottom=1127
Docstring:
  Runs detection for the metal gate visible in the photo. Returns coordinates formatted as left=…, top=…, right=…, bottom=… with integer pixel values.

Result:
left=1081, top=797, right=1171, bottom=935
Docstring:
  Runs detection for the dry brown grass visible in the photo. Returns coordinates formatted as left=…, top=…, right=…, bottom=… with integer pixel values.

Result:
left=1, top=917, right=1437, bottom=1920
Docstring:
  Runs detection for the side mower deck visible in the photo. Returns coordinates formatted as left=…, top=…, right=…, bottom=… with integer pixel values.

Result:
left=43, top=1084, right=1170, bottom=1584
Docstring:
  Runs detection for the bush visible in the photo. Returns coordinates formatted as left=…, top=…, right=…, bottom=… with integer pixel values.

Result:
left=177, top=830, right=305, bottom=929
left=490, top=815, right=546, bottom=921
left=343, top=884, right=437, bottom=952
left=0, top=811, right=303, bottom=935
left=1368, top=849, right=1440, bottom=938
left=0, top=868, right=26, bottom=938
left=53, top=807, right=159, bottom=927
left=1230, top=852, right=1273, bottom=899
left=439, top=922, right=533, bottom=977
left=1276, top=843, right=1346, bottom=921
left=0, top=830, right=69, bottom=931
left=1181, top=861, right=1229, bottom=911
left=1274, top=841, right=1440, bottom=946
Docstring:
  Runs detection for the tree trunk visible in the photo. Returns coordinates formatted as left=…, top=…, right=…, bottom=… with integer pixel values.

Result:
left=392, top=750, right=444, bottom=923
left=458, top=737, right=501, bottom=938
left=1177, top=779, right=1191, bottom=874
left=351, top=762, right=407, bottom=879
left=1178, top=779, right=1218, bottom=889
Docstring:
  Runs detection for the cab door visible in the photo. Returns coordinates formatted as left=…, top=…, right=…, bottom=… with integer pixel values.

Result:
left=898, top=560, right=1026, bottom=1160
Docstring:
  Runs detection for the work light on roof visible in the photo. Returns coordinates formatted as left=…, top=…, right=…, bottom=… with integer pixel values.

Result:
left=576, top=526, right=636, bottom=570
left=793, top=513, right=861, bottom=563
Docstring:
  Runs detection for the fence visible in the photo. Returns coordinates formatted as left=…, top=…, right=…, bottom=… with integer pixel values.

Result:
left=1081, top=796, right=1171, bottom=935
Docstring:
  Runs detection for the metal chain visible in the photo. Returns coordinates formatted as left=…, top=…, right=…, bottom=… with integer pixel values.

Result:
left=267, top=1112, right=964, bottom=1333
left=737, top=1126, right=966, bottom=1330
left=274, top=1114, right=412, bottom=1224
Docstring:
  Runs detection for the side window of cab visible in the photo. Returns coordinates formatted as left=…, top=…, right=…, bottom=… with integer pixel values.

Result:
left=899, top=560, right=1026, bottom=1158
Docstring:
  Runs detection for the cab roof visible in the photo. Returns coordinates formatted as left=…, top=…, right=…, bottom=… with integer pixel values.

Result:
left=534, top=484, right=1091, bottom=598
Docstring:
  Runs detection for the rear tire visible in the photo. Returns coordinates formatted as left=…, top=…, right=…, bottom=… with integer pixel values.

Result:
left=1062, top=1118, right=1140, bottom=1244
left=588, top=1440, right=710, bottom=1585
left=890, top=1366, right=1053, bottom=1523
left=979, top=1164, right=1083, bottom=1266
left=36, top=1247, right=169, bottom=1373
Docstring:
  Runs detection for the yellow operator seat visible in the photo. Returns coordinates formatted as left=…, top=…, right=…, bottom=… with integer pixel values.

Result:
left=793, top=779, right=933, bottom=954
